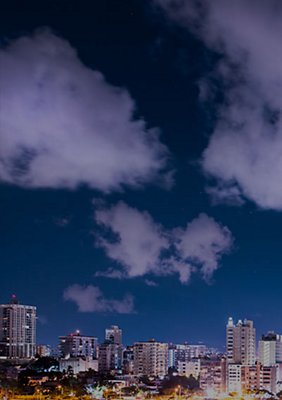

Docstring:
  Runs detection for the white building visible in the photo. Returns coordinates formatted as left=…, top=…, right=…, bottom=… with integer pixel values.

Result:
left=259, top=332, right=282, bottom=366
left=0, top=296, right=36, bottom=359
left=133, top=339, right=168, bottom=377
left=59, top=357, right=98, bottom=375
left=227, top=363, right=242, bottom=393
left=59, top=330, right=98, bottom=359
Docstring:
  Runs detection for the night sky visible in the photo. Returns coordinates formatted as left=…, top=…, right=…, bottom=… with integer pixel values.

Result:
left=0, top=0, right=282, bottom=351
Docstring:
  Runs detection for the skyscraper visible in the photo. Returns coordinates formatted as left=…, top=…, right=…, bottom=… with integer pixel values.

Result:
left=226, top=317, right=256, bottom=365
left=0, top=296, right=36, bottom=359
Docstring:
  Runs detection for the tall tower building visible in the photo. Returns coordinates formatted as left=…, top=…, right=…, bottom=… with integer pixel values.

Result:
left=226, top=317, right=256, bottom=365
left=0, top=296, right=36, bottom=359
left=98, top=325, right=123, bottom=372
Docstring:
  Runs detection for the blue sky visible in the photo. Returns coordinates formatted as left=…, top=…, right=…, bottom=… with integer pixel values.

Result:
left=0, top=0, right=281, bottom=349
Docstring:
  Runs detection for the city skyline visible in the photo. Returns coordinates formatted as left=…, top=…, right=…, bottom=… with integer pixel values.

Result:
left=1, top=0, right=282, bottom=351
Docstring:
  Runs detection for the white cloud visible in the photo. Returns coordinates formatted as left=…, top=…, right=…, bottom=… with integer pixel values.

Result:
left=155, top=0, right=282, bottom=210
left=0, top=30, right=170, bottom=191
left=94, top=201, right=233, bottom=283
left=63, top=284, right=135, bottom=314
left=173, top=213, right=233, bottom=281
left=95, top=201, right=169, bottom=277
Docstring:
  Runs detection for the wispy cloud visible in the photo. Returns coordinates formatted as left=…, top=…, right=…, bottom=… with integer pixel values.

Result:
left=155, top=0, right=282, bottom=211
left=64, top=284, right=135, bottom=314
left=94, top=201, right=233, bottom=284
left=144, top=279, right=158, bottom=287
left=0, top=29, right=170, bottom=191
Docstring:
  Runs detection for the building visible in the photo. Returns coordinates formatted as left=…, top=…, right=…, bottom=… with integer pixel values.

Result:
left=98, top=325, right=123, bottom=372
left=133, top=339, right=168, bottom=377
left=98, top=342, right=123, bottom=372
left=241, top=363, right=278, bottom=394
left=199, top=358, right=227, bottom=393
left=36, top=344, right=51, bottom=357
left=259, top=331, right=282, bottom=366
left=0, top=296, right=36, bottom=359
left=226, top=317, right=256, bottom=365
left=59, top=357, right=98, bottom=375
left=177, top=359, right=200, bottom=378
left=105, top=325, right=122, bottom=345
left=227, top=363, right=242, bottom=393
left=59, top=330, right=98, bottom=359
left=123, top=346, right=134, bottom=374
left=168, top=343, right=208, bottom=368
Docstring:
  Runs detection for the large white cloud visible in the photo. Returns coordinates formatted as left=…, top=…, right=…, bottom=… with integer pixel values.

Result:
left=0, top=30, right=170, bottom=191
left=173, top=213, right=233, bottom=281
left=155, top=0, right=282, bottom=210
left=94, top=201, right=233, bottom=283
left=63, top=284, right=135, bottom=314
left=95, top=201, right=169, bottom=277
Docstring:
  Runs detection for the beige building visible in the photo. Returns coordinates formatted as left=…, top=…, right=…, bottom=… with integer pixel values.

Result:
left=133, top=339, right=168, bottom=377
left=199, top=358, right=227, bottom=393
left=227, top=363, right=242, bottom=393
left=226, top=317, right=256, bottom=365
left=177, top=359, right=200, bottom=378
left=241, top=363, right=278, bottom=394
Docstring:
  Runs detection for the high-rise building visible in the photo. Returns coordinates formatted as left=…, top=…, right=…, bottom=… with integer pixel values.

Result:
left=98, top=342, right=123, bottom=372
left=105, top=325, right=122, bottom=345
left=226, top=317, right=256, bottom=365
left=133, top=339, right=168, bottom=377
left=98, top=325, right=123, bottom=372
left=259, top=331, right=282, bottom=366
left=59, top=330, right=98, bottom=359
left=0, top=296, right=36, bottom=359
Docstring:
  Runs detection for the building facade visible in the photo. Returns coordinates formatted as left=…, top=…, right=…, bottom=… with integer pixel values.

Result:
left=98, top=325, right=123, bottom=372
left=0, top=297, right=36, bottom=359
left=59, top=330, right=98, bottom=359
left=59, top=357, right=98, bottom=375
left=133, top=339, right=168, bottom=377
left=259, top=331, right=282, bottom=366
left=105, top=325, right=122, bottom=345
left=98, top=342, right=123, bottom=372
left=226, top=317, right=256, bottom=365
left=199, top=358, right=227, bottom=393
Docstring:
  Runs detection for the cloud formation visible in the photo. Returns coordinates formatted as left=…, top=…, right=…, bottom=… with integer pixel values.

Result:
left=0, top=30, right=170, bottom=191
left=173, top=213, right=234, bottom=281
left=64, top=284, right=135, bottom=314
left=95, top=202, right=169, bottom=278
left=155, top=0, right=282, bottom=210
left=94, top=201, right=233, bottom=283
